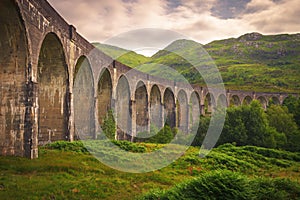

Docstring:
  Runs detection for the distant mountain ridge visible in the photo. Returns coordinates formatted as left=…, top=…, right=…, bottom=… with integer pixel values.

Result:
left=93, top=33, right=300, bottom=92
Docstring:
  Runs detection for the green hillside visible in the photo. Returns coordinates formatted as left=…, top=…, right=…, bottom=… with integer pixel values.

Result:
left=94, top=33, right=300, bottom=93
left=93, top=43, right=151, bottom=68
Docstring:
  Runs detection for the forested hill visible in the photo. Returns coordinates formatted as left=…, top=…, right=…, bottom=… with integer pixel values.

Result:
left=93, top=33, right=300, bottom=93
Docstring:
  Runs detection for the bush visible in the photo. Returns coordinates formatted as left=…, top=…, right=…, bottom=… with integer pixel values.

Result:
left=45, top=141, right=88, bottom=153
left=111, top=140, right=146, bottom=153
left=138, top=125, right=175, bottom=144
left=101, top=110, right=116, bottom=140
left=140, top=170, right=300, bottom=200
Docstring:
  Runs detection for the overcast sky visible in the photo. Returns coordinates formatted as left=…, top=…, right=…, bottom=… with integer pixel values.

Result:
left=48, top=0, right=300, bottom=55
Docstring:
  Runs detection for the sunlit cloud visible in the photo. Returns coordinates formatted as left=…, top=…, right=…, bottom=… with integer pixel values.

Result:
left=48, top=0, right=300, bottom=50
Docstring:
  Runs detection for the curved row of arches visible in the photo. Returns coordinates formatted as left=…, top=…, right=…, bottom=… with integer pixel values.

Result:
left=203, top=93, right=283, bottom=114
left=95, top=72, right=202, bottom=140
left=0, top=0, right=296, bottom=158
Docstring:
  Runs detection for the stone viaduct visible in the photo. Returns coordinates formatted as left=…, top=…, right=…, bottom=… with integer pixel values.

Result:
left=0, top=0, right=298, bottom=158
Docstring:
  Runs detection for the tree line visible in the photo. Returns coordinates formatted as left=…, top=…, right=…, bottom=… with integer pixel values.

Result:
left=101, top=95, right=300, bottom=152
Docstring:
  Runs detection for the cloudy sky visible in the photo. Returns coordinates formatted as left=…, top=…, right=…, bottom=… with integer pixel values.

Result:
left=48, top=0, right=300, bottom=55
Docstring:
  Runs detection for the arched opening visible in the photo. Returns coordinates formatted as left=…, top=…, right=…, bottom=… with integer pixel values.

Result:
left=116, top=76, right=131, bottom=140
left=135, top=81, right=149, bottom=134
left=73, top=56, right=95, bottom=140
left=257, top=96, right=268, bottom=110
left=150, top=85, right=162, bottom=129
left=177, top=90, right=188, bottom=133
left=190, top=92, right=200, bottom=129
left=97, top=68, right=112, bottom=126
left=230, top=95, right=241, bottom=107
left=217, top=94, right=227, bottom=108
left=269, top=96, right=280, bottom=105
left=164, top=88, right=176, bottom=128
left=0, top=0, right=28, bottom=156
left=243, top=96, right=252, bottom=105
left=204, top=93, right=215, bottom=115
left=37, top=33, right=69, bottom=145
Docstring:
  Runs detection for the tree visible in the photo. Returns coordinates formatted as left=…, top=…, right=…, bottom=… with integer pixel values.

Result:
left=101, top=110, right=116, bottom=140
left=218, top=101, right=277, bottom=148
left=283, top=95, right=300, bottom=128
left=218, top=106, right=247, bottom=146
left=191, top=116, right=210, bottom=146
left=266, top=105, right=298, bottom=136
left=243, top=101, right=276, bottom=148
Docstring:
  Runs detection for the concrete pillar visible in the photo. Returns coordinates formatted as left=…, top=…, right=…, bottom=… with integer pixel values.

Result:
left=186, top=103, right=191, bottom=134
left=130, top=99, right=136, bottom=142
left=24, top=81, right=39, bottom=159
left=147, top=98, right=151, bottom=133
left=161, top=100, right=165, bottom=128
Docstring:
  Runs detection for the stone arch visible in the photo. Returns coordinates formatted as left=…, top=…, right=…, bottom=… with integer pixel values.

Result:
left=217, top=94, right=227, bottom=108
left=163, top=88, right=176, bottom=128
left=150, top=85, right=162, bottom=129
left=257, top=96, right=268, bottom=110
left=135, top=81, right=149, bottom=134
left=0, top=0, right=29, bottom=156
left=177, top=90, right=188, bottom=133
left=37, top=32, right=69, bottom=145
left=73, top=56, right=95, bottom=140
left=116, top=75, right=131, bottom=140
left=230, top=95, right=241, bottom=107
left=190, top=92, right=200, bottom=128
left=269, top=96, right=280, bottom=105
left=204, top=93, right=215, bottom=115
left=243, top=96, right=252, bottom=105
left=97, top=68, right=113, bottom=127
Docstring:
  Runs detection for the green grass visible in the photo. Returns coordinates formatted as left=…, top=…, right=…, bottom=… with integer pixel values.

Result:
left=0, top=141, right=300, bottom=199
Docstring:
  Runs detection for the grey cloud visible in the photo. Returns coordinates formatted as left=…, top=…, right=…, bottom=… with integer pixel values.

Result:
left=211, top=0, right=251, bottom=19
left=245, top=0, right=300, bottom=33
left=48, top=0, right=299, bottom=50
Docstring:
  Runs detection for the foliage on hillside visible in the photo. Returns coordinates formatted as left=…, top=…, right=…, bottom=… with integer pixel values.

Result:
left=93, top=43, right=151, bottom=68
left=94, top=33, right=300, bottom=92
left=196, top=100, right=300, bottom=152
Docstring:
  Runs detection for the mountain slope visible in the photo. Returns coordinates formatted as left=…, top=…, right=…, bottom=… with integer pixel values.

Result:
left=149, top=33, right=300, bottom=92
left=93, top=43, right=151, bottom=68
left=93, top=33, right=300, bottom=92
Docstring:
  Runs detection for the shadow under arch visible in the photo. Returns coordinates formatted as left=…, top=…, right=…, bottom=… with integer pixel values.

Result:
left=135, top=81, right=149, bottom=134
left=204, top=93, right=215, bottom=115
left=269, top=96, right=280, bottom=105
left=257, top=96, right=268, bottom=110
left=230, top=95, right=241, bottom=107
left=37, top=32, right=70, bottom=145
left=163, top=88, right=176, bottom=128
left=150, top=85, right=163, bottom=129
left=243, top=96, right=253, bottom=105
left=97, top=68, right=113, bottom=128
left=189, top=91, right=201, bottom=129
left=74, top=55, right=95, bottom=140
left=0, top=0, right=30, bottom=157
left=177, top=90, right=188, bottom=133
left=116, top=75, right=131, bottom=140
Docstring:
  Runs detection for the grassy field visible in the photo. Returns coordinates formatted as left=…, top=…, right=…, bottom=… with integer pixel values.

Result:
left=0, top=141, right=299, bottom=199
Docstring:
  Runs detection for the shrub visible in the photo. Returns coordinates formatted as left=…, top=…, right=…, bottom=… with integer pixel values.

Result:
left=45, top=141, right=88, bottom=153
left=101, top=110, right=116, bottom=140
left=140, top=170, right=300, bottom=200
left=139, top=125, right=175, bottom=144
